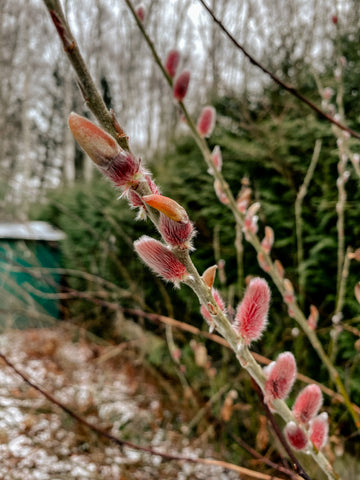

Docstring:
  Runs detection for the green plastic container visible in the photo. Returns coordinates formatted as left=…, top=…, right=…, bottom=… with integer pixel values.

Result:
left=0, top=222, right=65, bottom=329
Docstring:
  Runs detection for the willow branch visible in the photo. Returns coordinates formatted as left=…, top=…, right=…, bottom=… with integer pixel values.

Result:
left=198, top=0, right=360, bottom=141
left=123, top=0, right=360, bottom=435
left=42, top=0, right=129, bottom=150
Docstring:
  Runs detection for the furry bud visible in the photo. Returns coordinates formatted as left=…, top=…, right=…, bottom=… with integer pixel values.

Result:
left=233, top=277, right=270, bottom=345
left=173, top=70, right=190, bottom=101
left=309, top=413, right=329, bottom=450
left=197, top=106, right=216, bottom=138
left=292, top=384, right=323, bottom=424
left=165, top=49, right=180, bottom=78
left=68, top=113, right=140, bottom=187
left=134, top=236, right=188, bottom=285
left=264, top=352, right=296, bottom=401
left=284, top=422, right=308, bottom=450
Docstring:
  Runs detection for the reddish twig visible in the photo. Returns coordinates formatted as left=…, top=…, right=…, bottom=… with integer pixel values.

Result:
left=231, top=433, right=300, bottom=480
left=198, top=0, right=360, bottom=140
left=251, top=380, right=312, bottom=480
left=0, top=352, right=285, bottom=480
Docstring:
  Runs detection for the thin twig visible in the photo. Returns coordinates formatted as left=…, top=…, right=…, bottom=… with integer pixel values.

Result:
left=197, top=0, right=360, bottom=140
left=232, top=434, right=301, bottom=480
left=295, top=140, right=322, bottom=307
left=251, top=380, right=312, bottom=480
left=0, top=352, right=285, bottom=480
left=42, top=0, right=129, bottom=150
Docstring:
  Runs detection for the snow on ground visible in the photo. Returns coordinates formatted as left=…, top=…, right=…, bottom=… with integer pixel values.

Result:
left=0, top=328, right=239, bottom=480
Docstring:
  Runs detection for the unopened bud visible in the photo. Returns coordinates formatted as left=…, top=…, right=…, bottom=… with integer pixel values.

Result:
left=68, top=113, right=140, bottom=187
left=274, top=260, right=285, bottom=279
left=165, top=49, right=180, bottom=78
left=202, top=265, right=217, bottom=289
left=307, top=305, right=319, bottom=330
left=322, top=87, right=334, bottom=100
left=142, top=194, right=188, bottom=223
left=283, top=279, right=295, bottom=304
left=135, top=4, right=145, bottom=22
left=197, top=106, right=216, bottom=138
left=159, top=213, right=195, bottom=249
left=284, top=422, right=308, bottom=450
left=233, top=277, right=270, bottom=345
left=309, top=412, right=329, bottom=451
left=348, top=248, right=360, bottom=262
left=292, top=384, right=323, bottom=424
left=264, top=352, right=296, bottom=401
left=214, top=180, right=229, bottom=204
left=355, top=282, right=360, bottom=304
left=173, top=70, right=190, bottom=101
left=200, top=288, right=225, bottom=331
left=134, top=236, right=188, bottom=285
left=208, top=145, right=222, bottom=175
left=257, top=252, right=270, bottom=272
left=261, top=226, right=274, bottom=254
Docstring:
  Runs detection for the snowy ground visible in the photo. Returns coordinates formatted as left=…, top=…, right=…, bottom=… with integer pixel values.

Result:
left=0, top=328, right=239, bottom=480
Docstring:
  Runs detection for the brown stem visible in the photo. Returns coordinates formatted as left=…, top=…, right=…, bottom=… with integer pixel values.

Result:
left=42, top=0, right=129, bottom=150
left=198, top=0, right=360, bottom=140
left=0, top=352, right=285, bottom=480
left=231, top=434, right=301, bottom=480
left=251, top=380, right=312, bottom=480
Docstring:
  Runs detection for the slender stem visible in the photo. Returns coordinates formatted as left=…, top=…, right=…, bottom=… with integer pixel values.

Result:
left=42, top=0, right=129, bottom=150
left=295, top=140, right=322, bottom=308
left=232, top=433, right=301, bottom=480
left=197, top=0, right=360, bottom=140
left=251, top=380, right=312, bottom=480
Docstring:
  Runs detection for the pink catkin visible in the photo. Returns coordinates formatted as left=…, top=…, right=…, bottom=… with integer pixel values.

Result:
left=101, top=150, right=140, bottom=187
left=196, top=106, right=216, bottom=138
left=135, top=5, right=145, bottom=22
left=134, top=236, right=187, bottom=284
left=284, top=422, right=308, bottom=450
left=292, top=384, right=323, bottom=424
left=264, top=352, right=297, bottom=400
left=309, top=413, right=329, bottom=450
left=233, top=277, right=270, bottom=344
left=165, top=49, right=180, bottom=78
left=159, top=214, right=194, bottom=249
left=173, top=71, right=190, bottom=101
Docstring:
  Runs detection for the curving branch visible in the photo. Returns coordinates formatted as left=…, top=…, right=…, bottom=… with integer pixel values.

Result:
left=198, top=0, right=360, bottom=141
left=0, top=351, right=287, bottom=480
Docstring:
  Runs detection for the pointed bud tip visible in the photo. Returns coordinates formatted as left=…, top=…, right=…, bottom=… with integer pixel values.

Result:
left=142, top=194, right=188, bottom=223
left=202, top=265, right=217, bottom=288
left=68, top=112, right=119, bottom=167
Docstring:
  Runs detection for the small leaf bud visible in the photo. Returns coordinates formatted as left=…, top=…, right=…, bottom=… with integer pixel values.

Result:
left=173, top=70, right=190, bottom=101
left=165, top=49, right=180, bottom=78
left=196, top=106, right=216, bottom=138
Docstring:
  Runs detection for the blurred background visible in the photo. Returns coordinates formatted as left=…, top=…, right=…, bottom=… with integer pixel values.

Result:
left=1, top=1, right=360, bottom=478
